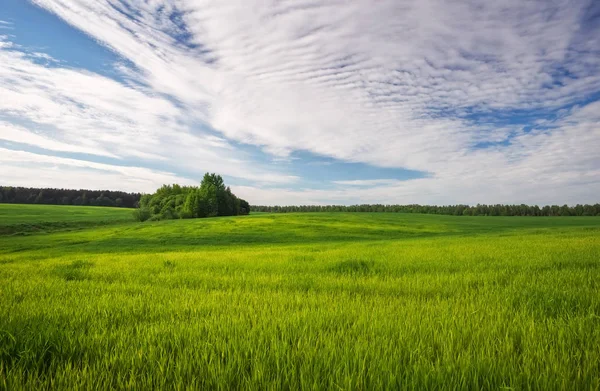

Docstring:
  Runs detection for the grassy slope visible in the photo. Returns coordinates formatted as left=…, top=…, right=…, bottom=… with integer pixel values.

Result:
left=1, top=207, right=600, bottom=390
left=0, top=204, right=134, bottom=235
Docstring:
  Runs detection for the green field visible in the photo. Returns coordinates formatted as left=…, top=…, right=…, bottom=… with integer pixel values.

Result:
left=0, top=204, right=134, bottom=235
left=1, top=204, right=599, bottom=390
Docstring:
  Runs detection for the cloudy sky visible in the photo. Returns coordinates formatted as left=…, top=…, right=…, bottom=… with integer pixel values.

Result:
left=1, top=0, right=599, bottom=205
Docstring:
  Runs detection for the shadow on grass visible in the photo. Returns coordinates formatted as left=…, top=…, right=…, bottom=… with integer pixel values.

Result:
left=53, top=260, right=95, bottom=281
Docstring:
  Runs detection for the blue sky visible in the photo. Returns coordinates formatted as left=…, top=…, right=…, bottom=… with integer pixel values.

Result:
left=1, top=0, right=599, bottom=205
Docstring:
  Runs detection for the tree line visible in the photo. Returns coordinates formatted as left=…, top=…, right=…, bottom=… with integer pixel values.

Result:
left=251, top=203, right=600, bottom=216
left=0, top=186, right=141, bottom=208
left=135, top=173, right=249, bottom=221
left=3, top=183, right=598, bottom=217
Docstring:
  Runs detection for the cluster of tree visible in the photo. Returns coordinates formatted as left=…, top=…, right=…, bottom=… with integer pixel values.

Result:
left=135, top=173, right=250, bottom=221
left=0, top=186, right=141, bottom=208
left=251, top=203, right=600, bottom=216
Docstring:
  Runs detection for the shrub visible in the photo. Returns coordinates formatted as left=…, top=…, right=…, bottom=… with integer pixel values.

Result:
left=132, top=207, right=152, bottom=222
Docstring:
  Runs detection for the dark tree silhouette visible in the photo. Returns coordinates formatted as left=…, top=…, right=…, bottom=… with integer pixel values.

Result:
left=0, top=186, right=140, bottom=208
left=251, top=203, right=600, bottom=216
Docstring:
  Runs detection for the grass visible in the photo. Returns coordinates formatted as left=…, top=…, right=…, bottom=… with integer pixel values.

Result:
left=1, top=204, right=600, bottom=390
left=0, top=204, right=134, bottom=236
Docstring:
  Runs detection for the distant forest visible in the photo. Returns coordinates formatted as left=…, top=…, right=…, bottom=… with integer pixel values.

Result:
left=135, top=173, right=249, bottom=221
left=252, top=204, right=600, bottom=216
left=0, top=186, right=141, bottom=208
left=2, top=185, right=599, bottom=217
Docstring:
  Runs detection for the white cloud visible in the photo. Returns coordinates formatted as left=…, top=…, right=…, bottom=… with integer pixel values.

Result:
left=0, top=34, right=297, bottom=185
left=244, top=100, right=600, bottom=205
left=0, top=122, right=118, bottom=157
left=0, top=148, right=194, bottom=192
left=332, top=179, right=406, bottom=187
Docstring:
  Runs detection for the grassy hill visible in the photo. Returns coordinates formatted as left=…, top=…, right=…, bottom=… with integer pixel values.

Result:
left=0, top=204, right=134, bottom=235
left=1, top=205, right=599, bottom=389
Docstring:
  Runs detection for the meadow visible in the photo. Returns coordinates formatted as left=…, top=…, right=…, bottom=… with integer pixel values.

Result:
left=1, top=204, right=599, bottom=390
left=0, top=204, right=133, bottom=236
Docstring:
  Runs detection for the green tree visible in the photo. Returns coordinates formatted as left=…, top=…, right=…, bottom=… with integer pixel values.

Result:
left=34, top=191, right=44, bottom=204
